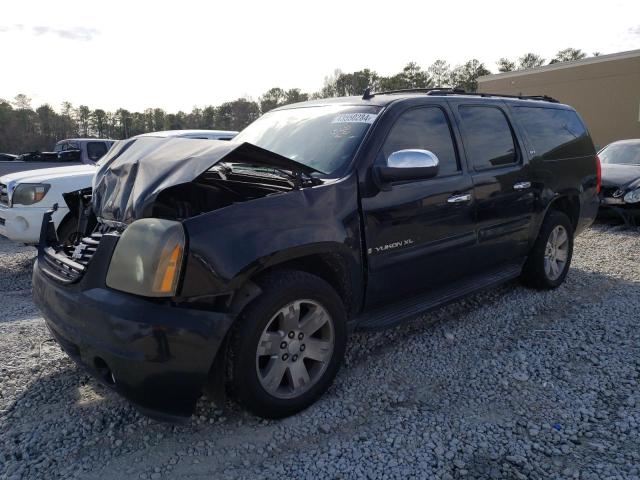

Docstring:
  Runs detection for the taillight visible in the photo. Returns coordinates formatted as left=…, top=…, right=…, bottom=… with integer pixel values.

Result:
left=595, top=155, right=602, bottom=194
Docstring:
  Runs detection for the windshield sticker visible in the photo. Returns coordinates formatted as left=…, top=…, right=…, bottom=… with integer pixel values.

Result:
left=331, top=124, right=354, bottom=138
left=331, top=113, right=378, bottom=124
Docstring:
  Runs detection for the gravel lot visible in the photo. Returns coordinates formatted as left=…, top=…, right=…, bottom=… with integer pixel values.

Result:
left=1, top=223, right=639, bottom=480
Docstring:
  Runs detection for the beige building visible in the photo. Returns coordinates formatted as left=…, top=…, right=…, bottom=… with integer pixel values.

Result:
left=477, top=49, right=640, bottom=149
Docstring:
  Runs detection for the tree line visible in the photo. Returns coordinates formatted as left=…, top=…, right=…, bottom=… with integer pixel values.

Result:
left=0, top=48, right=596, bottom=154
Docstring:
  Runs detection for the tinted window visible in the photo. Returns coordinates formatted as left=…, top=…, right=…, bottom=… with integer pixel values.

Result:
left=87, top=142, right=108, bottom=161
left=459, top=106, right=517, bottom=169
left=514, top=107, right=593, bottom=160
left=58, top=150, right=81, bottom=162
left=381, top=107, right=459, bottom=176
left=599, top=142, right=640, bottom=165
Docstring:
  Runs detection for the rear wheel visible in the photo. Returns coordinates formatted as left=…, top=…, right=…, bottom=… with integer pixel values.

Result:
left=230, top=270, right=346, bottom=418
left=522, top=210, right=574, bottom=289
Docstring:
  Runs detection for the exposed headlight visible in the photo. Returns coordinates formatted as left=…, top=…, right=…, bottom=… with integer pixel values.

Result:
left=12, top=183, right=50, bottom=205
left=623, top=188, right=640, bottom=204
left=106, top=219, right=185, bottom=297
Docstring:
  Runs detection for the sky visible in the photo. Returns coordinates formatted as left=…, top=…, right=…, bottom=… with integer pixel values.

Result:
left=1, top=0, right=639, bottom=113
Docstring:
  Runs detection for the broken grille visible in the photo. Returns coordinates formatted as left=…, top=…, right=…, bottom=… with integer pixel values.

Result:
left=41, top=230, right=107, bottom=284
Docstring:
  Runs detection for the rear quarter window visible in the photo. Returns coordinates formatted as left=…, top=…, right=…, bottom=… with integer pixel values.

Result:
left=513, top=107, right=594, bottom=160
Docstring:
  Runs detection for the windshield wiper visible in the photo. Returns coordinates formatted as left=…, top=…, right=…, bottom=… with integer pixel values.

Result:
left=220, top=163, right=320, bottom=189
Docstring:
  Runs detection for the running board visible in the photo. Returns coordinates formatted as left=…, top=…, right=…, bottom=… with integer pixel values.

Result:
left=355, top=262, right=523, bottom=331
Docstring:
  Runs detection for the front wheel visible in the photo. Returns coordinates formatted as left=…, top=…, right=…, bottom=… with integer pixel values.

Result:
left=522, top=210, right=574, bottom=289
left=230, top=270, right=347, bottom=418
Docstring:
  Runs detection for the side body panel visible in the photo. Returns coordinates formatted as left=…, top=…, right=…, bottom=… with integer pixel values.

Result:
left=447, top=98, right=536, bottom=269
left=181, top=173, right=364, bottom=312
left=356, top=99, right=478, bottom=305
left=506, top=102, right=599, bottom=238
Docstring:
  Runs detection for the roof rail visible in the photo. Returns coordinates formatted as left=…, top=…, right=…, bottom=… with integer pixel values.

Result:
left=428, top=90, right=559, bottom=103
left=362, top=87, right=559, bottom=103
left=363, top=87, right=465, bottom=98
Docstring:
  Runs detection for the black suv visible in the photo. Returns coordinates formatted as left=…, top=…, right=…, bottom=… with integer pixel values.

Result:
left=33, top=89, right=600, bottom=421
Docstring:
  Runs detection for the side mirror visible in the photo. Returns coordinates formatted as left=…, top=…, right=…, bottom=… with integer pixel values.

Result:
left=374, top=149, right=440, bottom=185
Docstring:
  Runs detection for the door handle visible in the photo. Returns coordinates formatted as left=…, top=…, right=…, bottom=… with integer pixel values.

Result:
left=513, top=181, right=532, bottom=190
left=447, top=193, right=472, bottom=204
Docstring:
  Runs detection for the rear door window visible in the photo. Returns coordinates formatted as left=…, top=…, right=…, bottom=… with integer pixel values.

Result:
left=513, top=107, right=593, bottom=160
left=87, top=142, right=109, bottom=161
left=458, top=106, right=517, bottom=170
left=381, top=106, right=460, bottom=176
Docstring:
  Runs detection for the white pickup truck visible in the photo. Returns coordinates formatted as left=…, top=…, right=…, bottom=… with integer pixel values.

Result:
left=0, top=130, right=238, bottom=245
left=0, top=164, right=96, bottom=244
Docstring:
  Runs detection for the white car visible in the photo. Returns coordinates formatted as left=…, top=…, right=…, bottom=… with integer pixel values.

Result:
left=0, top=130, right=238, bottom=245
left=0, top=164, right=97, bottom=244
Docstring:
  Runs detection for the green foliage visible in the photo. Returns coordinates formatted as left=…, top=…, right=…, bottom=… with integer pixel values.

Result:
left=428, top=60, right=451, bottom=87
left=450, top=60, right=491, bottom=92
left=259, top=88, right=287, bottom=113
left=549, top=48, right=587, bottom=64
left=496, top=58, right=516, bottom=72
left=518, top=53, right=546, bottom=70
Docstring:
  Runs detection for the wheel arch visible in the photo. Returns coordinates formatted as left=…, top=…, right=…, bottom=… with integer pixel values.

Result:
left=545, top=193, right=580, bottom=232
left=242, top=249, right=360, bottom=319
left=206, top=254, right=355, bottom=411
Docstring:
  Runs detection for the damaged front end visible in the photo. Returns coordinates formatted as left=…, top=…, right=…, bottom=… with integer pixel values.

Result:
left=40, top=137, right=322, bottom=287
left=92, top=137, right=321, bottom=225
left=32, top=135, right=361, bottom=420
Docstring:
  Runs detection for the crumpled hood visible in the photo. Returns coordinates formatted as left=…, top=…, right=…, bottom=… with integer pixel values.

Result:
left=92, top=136, right=318, bottom=224
left=1, top=164, right=96, bottom=184
left=601, top=163, right=640, bottom=189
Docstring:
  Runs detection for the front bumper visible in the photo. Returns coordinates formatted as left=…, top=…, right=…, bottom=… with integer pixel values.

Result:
left=599, top=197, right=640, bottom=224
left=32, top=260, right=233, bottom=420
left=0, top=204, right=68, bottom=244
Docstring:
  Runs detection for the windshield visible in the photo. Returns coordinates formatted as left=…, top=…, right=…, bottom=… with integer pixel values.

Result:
left=232, top=105, right=382, bottom=174
left=599, top=143, right=640, bottom=165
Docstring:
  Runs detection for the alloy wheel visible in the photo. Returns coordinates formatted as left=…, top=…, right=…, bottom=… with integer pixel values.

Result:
left=255, top=299, right=335, bottom=399
left=544, top=225, right=569, bottom=281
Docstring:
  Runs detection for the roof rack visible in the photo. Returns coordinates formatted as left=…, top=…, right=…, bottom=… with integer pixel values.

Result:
left=362, top=87, right=559, bottom=103
left=362, top=87, right=464, bottom=98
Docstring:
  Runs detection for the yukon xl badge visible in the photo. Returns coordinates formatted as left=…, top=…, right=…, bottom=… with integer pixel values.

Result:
left=368, top=238, right=415, bottom=255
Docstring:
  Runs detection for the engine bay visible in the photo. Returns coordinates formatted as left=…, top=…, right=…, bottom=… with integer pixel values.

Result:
left=149, top=164, right=307, bottom=220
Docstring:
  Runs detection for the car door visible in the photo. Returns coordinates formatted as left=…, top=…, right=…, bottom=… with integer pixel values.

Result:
left=450, top=100, right=535, bottom=269
left=361, top=103, right=477, bottom=306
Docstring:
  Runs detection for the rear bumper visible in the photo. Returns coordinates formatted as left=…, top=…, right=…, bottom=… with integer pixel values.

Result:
left=0, top=204, right=67, bottom=244
left=576, top=194, right=599, bottom=235
left=32, top=262, right=233, bottom=420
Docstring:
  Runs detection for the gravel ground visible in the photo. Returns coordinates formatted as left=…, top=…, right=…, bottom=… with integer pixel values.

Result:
left=1, top=223, right=639, bottom=480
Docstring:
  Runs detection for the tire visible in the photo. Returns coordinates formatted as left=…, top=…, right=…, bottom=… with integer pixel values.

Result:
left=56, top=215, right=80, bottom=247
left=230, top=270, right=347, bottom=419
left=521, top=210, right=574, bottom=290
